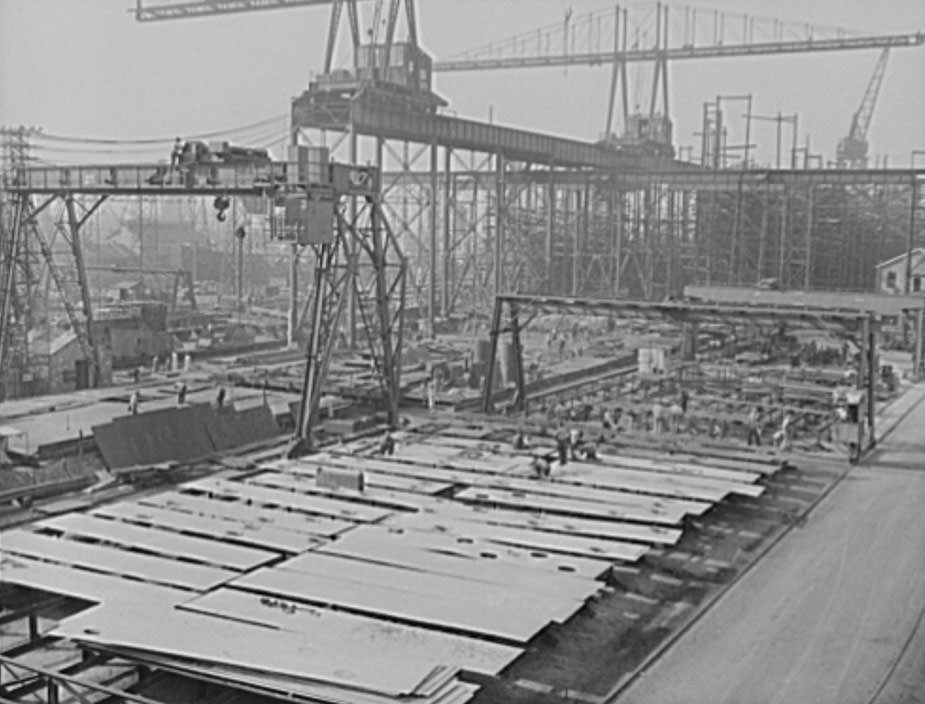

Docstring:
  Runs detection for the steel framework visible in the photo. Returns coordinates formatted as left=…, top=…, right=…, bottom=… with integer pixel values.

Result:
left=0, top=161, right=403, bottom=449
left=481, top=292, right=881, bottom=453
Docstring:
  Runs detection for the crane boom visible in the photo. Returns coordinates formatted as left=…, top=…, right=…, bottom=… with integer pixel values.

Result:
left=433, top=32, right=923, bottom=72
left=133, top=0, right=369, bottom=22
left=837, top=47, right=891, bottom=167
left=848, top=47, right=890, bottom=143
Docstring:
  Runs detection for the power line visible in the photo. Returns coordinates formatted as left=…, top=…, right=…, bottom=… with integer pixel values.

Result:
left=34, top=113, right=289, bottom=146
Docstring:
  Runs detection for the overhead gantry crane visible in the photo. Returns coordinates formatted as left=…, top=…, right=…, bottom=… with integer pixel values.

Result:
left=0, top=158, right=405, bottom=457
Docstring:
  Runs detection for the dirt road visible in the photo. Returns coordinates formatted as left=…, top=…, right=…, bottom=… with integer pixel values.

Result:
left=618, top=391, right=925, bottom=704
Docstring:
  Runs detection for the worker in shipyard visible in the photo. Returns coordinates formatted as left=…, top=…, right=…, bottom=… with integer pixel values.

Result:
left=668, top=397, right=684, bottom=433
left=774, top=412, right=794, bottom=451
left=554, top=425, right=570, bottom=465
left=377, top=430, right=396, bottom=455
left=128, top=390, right=140, bottom=415
left=176, top=381, right=188, bottom=406
left=746, top=405, right=762, bottom=446
left=512, top=427, right=530, bottom=449
left=568, top=426, right=582, bottom=459
left=170, top=137, right=184, bottom=169
left=651, top=399, right=665, bottom=434
left=216, top=387, right=226, bottom=408
left=531, top=454, right=551, bottom=479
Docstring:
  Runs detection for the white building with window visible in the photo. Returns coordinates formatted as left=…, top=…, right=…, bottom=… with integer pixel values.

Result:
left=875, top=248, right=925, bottom=294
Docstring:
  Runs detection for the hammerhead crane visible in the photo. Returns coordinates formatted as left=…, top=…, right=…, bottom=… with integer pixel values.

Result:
left=836, top=47, right=891, bottom=167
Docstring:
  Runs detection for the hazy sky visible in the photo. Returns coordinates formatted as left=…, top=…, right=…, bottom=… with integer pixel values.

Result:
left=1, top=0, right=923, bottom=167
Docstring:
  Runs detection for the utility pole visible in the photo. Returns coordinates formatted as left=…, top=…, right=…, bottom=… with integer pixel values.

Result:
left=751, top=112, right=798, bottom=167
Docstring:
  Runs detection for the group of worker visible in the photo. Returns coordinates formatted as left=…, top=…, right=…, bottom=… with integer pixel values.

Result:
left=126, top=383, right=227, bottom=415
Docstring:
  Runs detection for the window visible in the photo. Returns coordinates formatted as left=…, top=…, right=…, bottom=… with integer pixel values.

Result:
left=914, top=276, right=922, bottom=293
left=886, top=271, right=897, bottom=289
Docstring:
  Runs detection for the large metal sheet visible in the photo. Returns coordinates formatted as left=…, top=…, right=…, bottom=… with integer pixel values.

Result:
left=455, top=486, right=705, bottom=525
left=233, top=563, right=574, bottom=643
left=139, top=491, right=354, bottom=537
left=92, top=404, right=216, bottom=469
left=321, top=524, right=610, bottom=585
left=386, top=444, right=526, bottom=474
left=597, top=451, right=763, bottom=485
left=52, top=601, right=456, bottom=698
left=0, top=552, right=185, bottom=605
left=413, top=501, right=682, bottom=545
left=0, top=530, right=234, bottom=591
left=280, top=552, right=589, bottom=623
left=317, top=453, right=521, bottom=487
left=504, top=461, right=758, bottom=501
left=180, top=588, right=521, bottom=677
left=242, top=472, right=424, bottom=512
left=276, top=457, right=454, bottom=495
left=386, top=513, right=649, bottom=563
left=410, top=433, right=763, bottom=485
left=204, top=404, right=280, bottom=451
left=38, top=513, right=279, bottom=570
left=181, top=478, right=394, bottom=523
left=93, top=502, right=323, bottom=554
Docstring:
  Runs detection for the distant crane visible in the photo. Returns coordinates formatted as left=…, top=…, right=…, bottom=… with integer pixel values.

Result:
left=836, top=47, right=890, bottom=167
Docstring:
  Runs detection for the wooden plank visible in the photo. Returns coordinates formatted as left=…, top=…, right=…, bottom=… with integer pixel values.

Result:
left=388, top=513, right=649, bottom=563
left=322, top=523, right=611, bottom=584
left=232, top=562, right=576, bottom=643
left=180, top=478, right=394, bottom=523
left=93, top=502, right=321, bottom=554
left=37, top=513, right=279, bottom=571
left=180, top=588, right=522, bottom=676
left=52, top=601, right=457, bottom=698
left=139, top=491, right=354, bottom=538
left=455, top=486, right=705, bottom=525
left=0, top=553, right=186, bottom=605
left=0, top=531, right=234, bottom=591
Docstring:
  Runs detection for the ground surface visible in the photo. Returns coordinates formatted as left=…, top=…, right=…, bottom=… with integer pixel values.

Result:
left=616, top=387, right=925, bottom=704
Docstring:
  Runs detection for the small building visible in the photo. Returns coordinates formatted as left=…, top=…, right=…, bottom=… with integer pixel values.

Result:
left=28, top=329, right=114, bottom=393
left=875, top=248, right=925, bottom=294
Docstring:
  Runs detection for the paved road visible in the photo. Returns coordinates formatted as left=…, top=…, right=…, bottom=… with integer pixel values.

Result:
left=618, top=389, right=925, bottom=704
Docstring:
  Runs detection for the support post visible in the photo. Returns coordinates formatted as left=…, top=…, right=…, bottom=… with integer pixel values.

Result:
left=429, top=141, right=438, bottom=335
left=494, top=153, right=505, bottom=299
left=905, top=182, right=917, bottom=294
left=867, top=319, right=876, bottom=449
left=288, top=245, right=299, bottom=346
left=915, top=303, right=924, bottom=378
left=857, top=316, right=868, bottom=461
left=64, top=196, right=102, bottom=387
left=348, top=127, right=358, bottom=347
left=510, top=301, right=526, bottom=413
left=481, top=297, right=504, bottom=413
left=545, top=165, right=555, bottom=292
left=804, top=184, right=814, bottom=290
left=442, top=146, right=452, bottom=317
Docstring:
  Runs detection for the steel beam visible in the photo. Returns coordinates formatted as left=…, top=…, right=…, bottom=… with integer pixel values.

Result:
left=296, top=101, right=675, bottom=171
left=434, top=33, right=925, bottom=72
left=133, top=0, right=367, bottom=21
